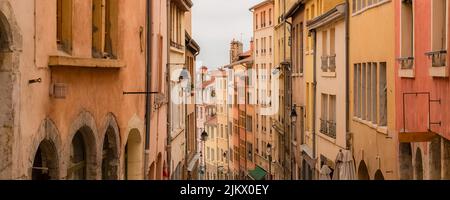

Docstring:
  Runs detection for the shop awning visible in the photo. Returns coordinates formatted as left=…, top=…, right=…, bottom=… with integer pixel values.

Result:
left=248, top=166, right=267, bottom=180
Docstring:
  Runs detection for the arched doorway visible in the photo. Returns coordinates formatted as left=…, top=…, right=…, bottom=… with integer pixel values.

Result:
left=399, top=143, right=413, bottom=180
left=67, top=126, right=97, bottom=180
left=148, top=162, right=155, bottom=180
left=358, top=161, right=370, bottom=180
left=156, top=153, right=162, bottom=180
left=124, top=129, right=143, bottom=180
left=0, top=10, right=15, bottom=179
left=443, top=139, right=450, bottom=179
left=32, top=140, right=59, bottom=180
left=374, top=170, right=384, bottom=180
left=414, top=148, right=423, bottom=180
left=101, top=126, right=119, bottom=180
left=429, top=137, right=441, bottom=180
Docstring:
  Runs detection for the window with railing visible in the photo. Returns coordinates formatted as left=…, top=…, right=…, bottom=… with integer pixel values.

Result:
left=170, top=3, right=185, bottom=50
left=320, top=94, right=336, bottom=139
left=398, top=0, right=414, bottom=70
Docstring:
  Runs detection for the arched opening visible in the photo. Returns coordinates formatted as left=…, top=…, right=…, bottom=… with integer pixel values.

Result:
left=148, top=162, right=155, bottom=180
left=0, top=11, right=14, bottom=178
left=32, top=140, right=59, bottom=180
left=156, top=153, right=162, bottom=180
left=443, top=139, right=450, bottom=179
left=101, top=127, right=119, bottom=180
left=67, top=126, right=97, bottom=180
left=399, top=143, right=413, bottom=180
left=357, top=161, right=370, bottom=180
left=414, top=148, right=423, bottom=180
left=374, top=170, right=384, bottom=180
left=124, top=129, right=143, bottom=180
left=429, top=137, right=441, bottom=180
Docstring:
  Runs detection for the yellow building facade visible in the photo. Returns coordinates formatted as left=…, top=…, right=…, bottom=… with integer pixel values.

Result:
left=349, top=0, right=397, bottom=180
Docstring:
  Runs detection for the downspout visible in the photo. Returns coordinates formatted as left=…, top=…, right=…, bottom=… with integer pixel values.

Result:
left=166, top=0, right=172, bottom=180
left=311, top=29, right=317, bottom=178
left=144, top=0, right=153, bottom=179
left=345, top=0, right=351, bottom=151
left=285, top=19, right=293, bottom=180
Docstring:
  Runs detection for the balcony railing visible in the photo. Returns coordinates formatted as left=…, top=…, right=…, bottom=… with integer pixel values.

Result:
left=321, top=55, right=336, bottom=73
left=329, top=54, right=336, bottom=72
left=397, top=57, right=414, bottom=69
left=320, top=118, right=328, bottom=134
left=321, top=56, right=329, bottom=72
left=426, top=50, right=447, bottom=67
left=327, top=120, right=336, bottom=139
left=320, top=119, right=336, bottom=139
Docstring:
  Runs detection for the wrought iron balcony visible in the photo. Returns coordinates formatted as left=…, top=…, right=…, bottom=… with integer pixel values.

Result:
left=320, top=118, right=328, bottom=134
left=321, top=56, right=329, bottom=72
left=329, top=54, right=336, bottom=72
left=397, top=57, right=414, bottom=69
left=327, top=120, right=336, bottom=139
left=426, top=50, right=447, bottom=67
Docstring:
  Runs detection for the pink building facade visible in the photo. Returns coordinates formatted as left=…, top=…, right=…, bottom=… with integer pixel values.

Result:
left=396, top=0, right=450, bottom=180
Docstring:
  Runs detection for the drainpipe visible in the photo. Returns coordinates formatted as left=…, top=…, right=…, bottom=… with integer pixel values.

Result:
left=166, top=0, right=172, bottom=180
left=345, top=0, right=351, bottom=151
left=311, top=29, right=317, bottom=179
left=144, top=0, right=153, bottom=180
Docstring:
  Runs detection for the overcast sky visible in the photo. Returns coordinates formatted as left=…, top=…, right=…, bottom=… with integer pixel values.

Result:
left=192, top=0, right=261, bottom=70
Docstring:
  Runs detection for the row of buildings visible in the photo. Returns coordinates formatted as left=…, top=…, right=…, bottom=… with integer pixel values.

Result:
left=200, top=0, right=450, bottom=180
left=0, top=0, right=200, bottom=180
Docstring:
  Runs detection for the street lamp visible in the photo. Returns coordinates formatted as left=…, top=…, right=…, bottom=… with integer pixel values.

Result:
left=290, top=104, right=300, bottom=180
left=291, top=105, right=298, bottom=123
left=267, top=143, right=272, bottom=180
left=201, top=129, right=208, bottom=180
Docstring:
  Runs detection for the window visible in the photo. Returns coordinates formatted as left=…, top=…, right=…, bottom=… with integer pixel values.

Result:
left=256, top=39, right=259, bottom=55
left=354, top=62, right=387, bottom=127
left=311, top=4, right=315, bottom=18
left=320, top=94, right=336, bottom=138
left=212, top=149, right=215, bottom=161
left=170, top=3, right=184, bottom=49
left=247, top=142, right=253, bottom=161
left=371, top=63, right=377, bottom=124
left=400, top=0, right=414, bottom=70
left=207, top=147, right=210, bottom=160
left=432, top=0, right=447, bottom=51
left=92, top=0, right=117, bottom=58
left=300, top=23, right=304, bottom=73
left=361, top=63, right=366, bottom=120
left=269, top=9, right=272, bottom=25
left=246, top=115, right=253, bottom=132
left=320, top=94, right=328, bottom=134
left=269, top=36, right=272, bottom=54
left=379, top=62, right=387, bottom=126
left=57, top=0, right=72, bottom=53
left=256, top=13, right=258, bottom=29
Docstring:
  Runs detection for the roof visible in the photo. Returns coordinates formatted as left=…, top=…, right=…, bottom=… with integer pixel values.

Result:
left=284, top=0, right=305, bottom=19
left=249, top=0, right=274, bottom=11
left=224, top=56, right=253, bottom=69
left=185, top=31, right=200, bottom=55
left=306, top=3, right=346, bottom=30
